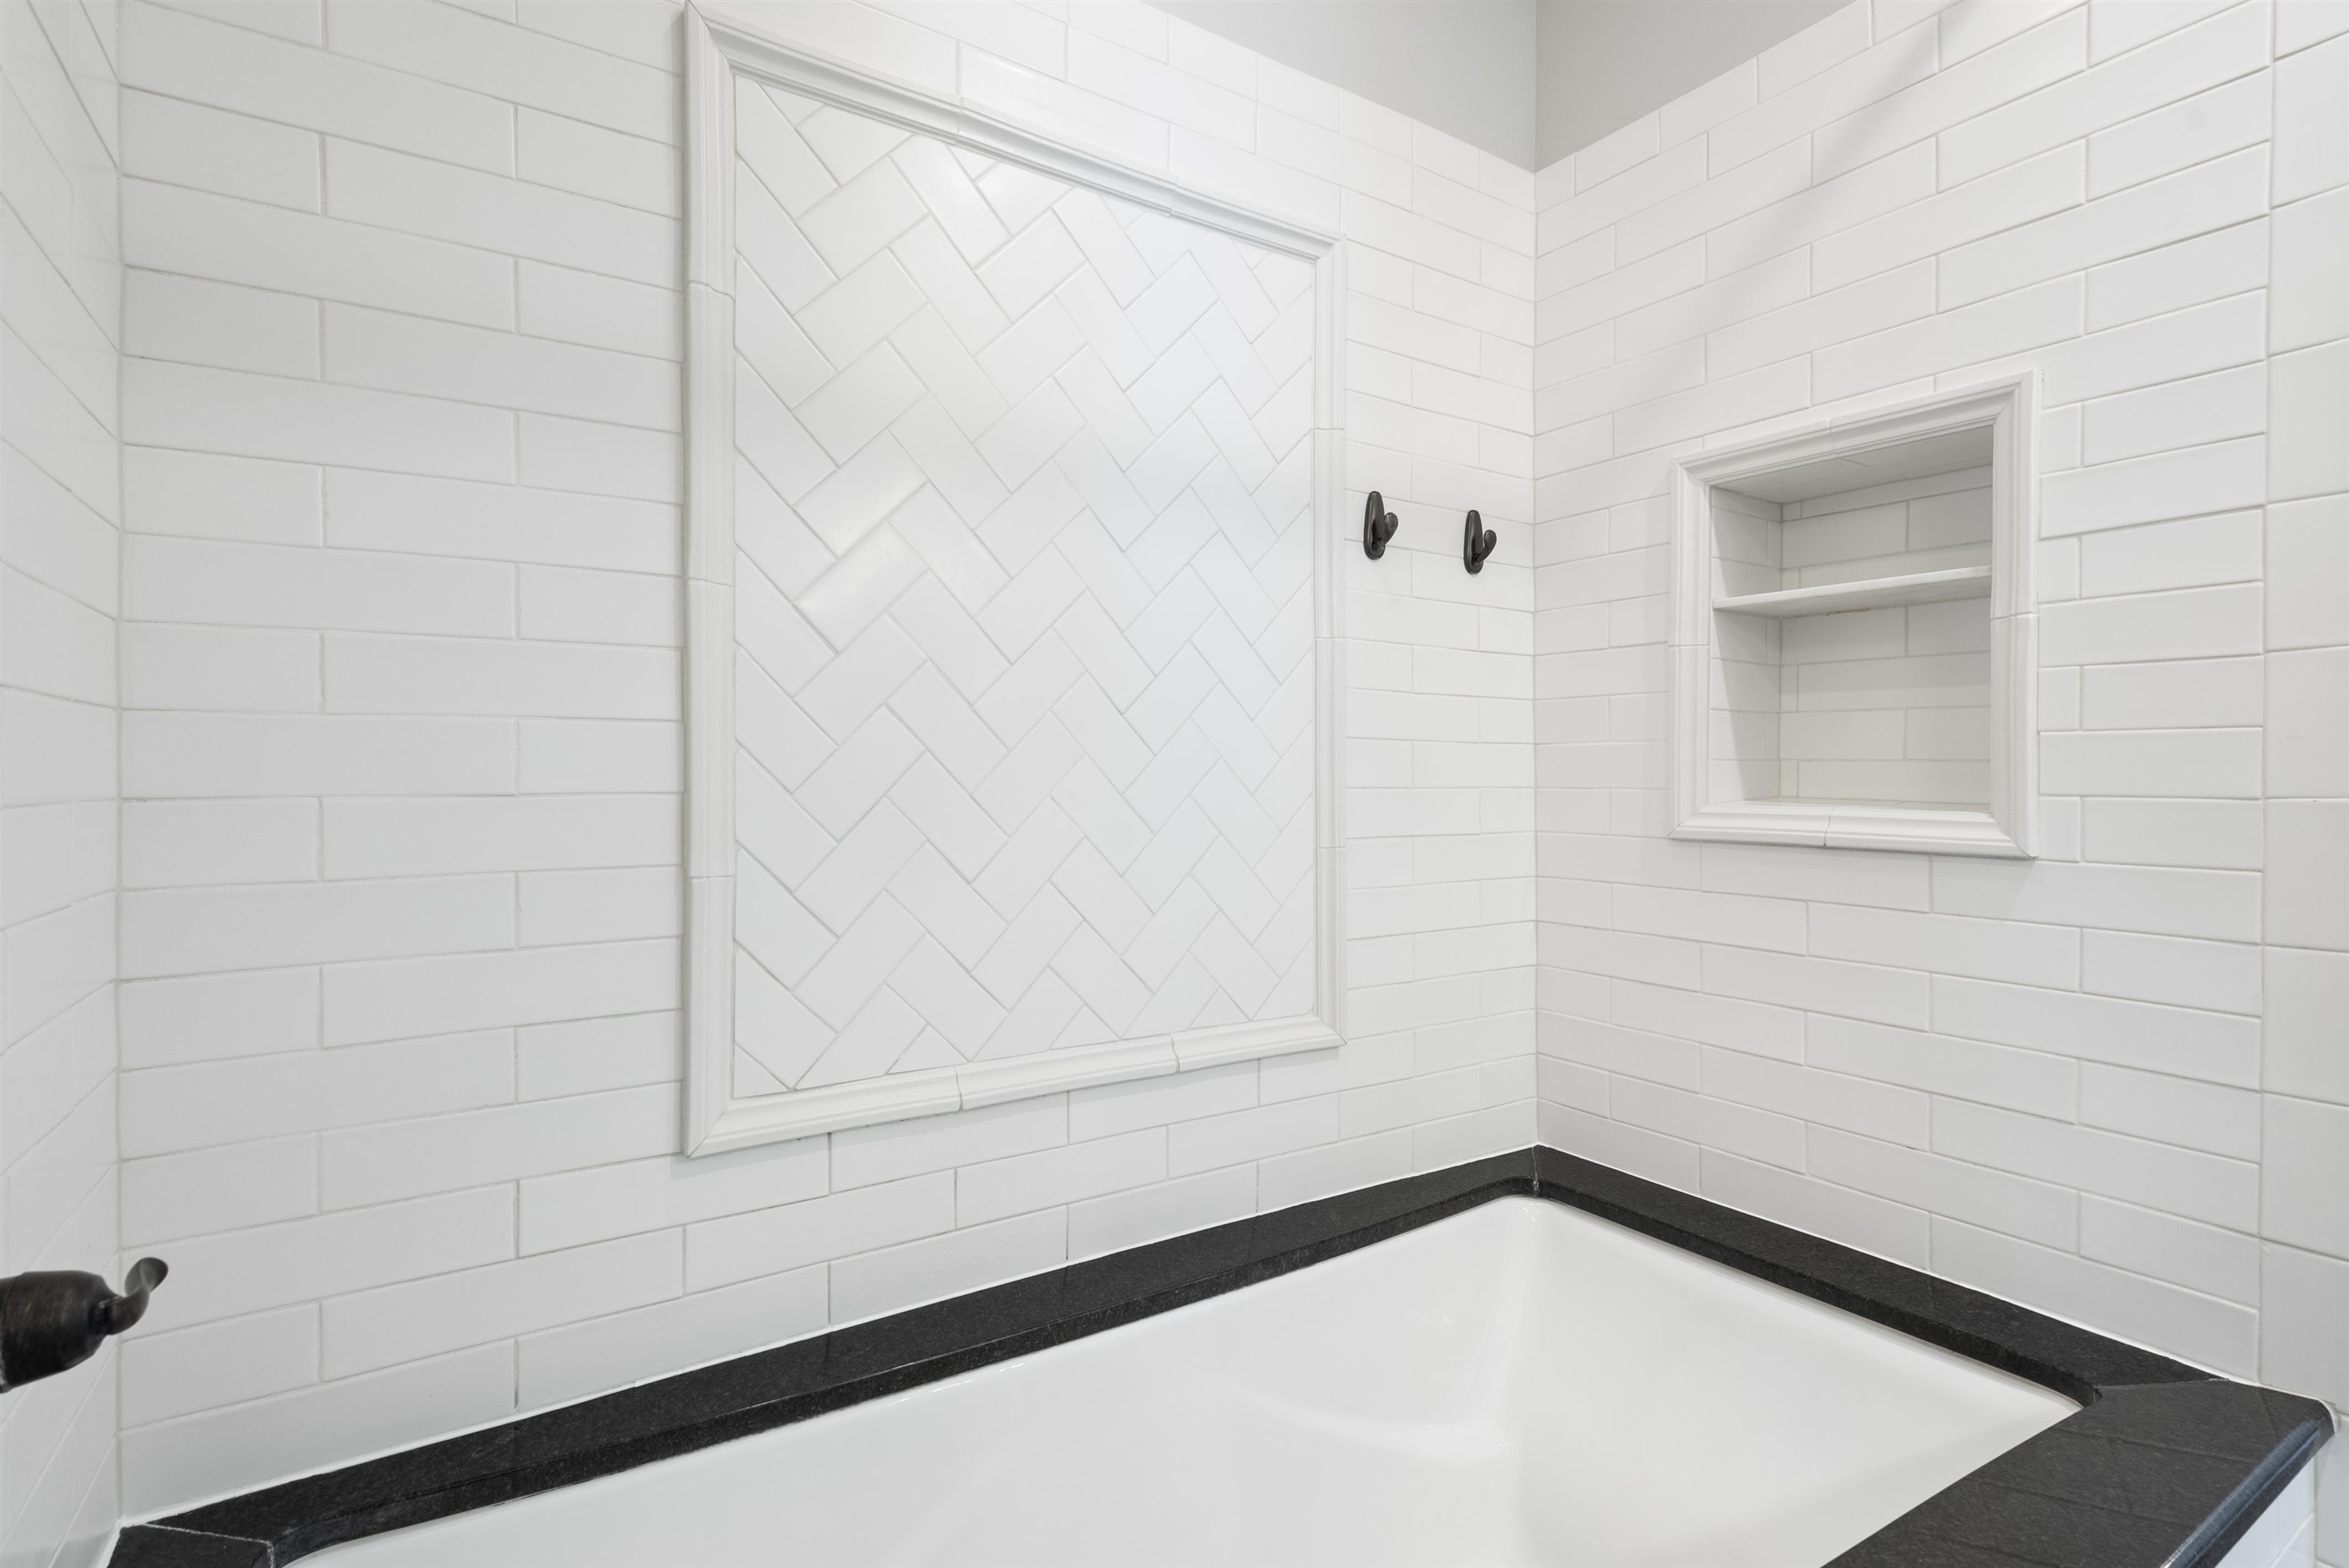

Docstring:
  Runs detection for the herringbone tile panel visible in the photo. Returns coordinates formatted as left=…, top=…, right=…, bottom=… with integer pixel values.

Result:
left=729, top=86, right=1317, bottom=1101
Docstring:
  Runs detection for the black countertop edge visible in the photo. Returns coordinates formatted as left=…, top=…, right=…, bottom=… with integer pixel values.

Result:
left=1525, top=1146, right=2206, bottom=1402
left=2173, top=1407, right=2334, bottom=1568
left=113, top=1143, right=2331, bottom=1568
left=108, top=1524, right=271, bottom=1567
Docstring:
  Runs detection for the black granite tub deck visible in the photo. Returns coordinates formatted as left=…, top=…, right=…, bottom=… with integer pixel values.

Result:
left=110, top=1144, right=2331, bottom=1568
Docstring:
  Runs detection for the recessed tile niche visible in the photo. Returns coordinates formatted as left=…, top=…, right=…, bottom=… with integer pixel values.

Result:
left=1669, top=377, right=2036, bottom=858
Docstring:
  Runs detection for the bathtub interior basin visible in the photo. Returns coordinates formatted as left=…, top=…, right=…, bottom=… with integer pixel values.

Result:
left=309, top=1195, right=2075, bottom=1566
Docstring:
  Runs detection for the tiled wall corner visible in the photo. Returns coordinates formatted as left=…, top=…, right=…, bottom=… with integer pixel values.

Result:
left=0, top=2, right=124, bottom=1565
left=108, top=0, right=1539, bottom=1514
left=2263, top=8, right=2349, bottom=1567
left=1531, top=0, right=2349, bottom=1556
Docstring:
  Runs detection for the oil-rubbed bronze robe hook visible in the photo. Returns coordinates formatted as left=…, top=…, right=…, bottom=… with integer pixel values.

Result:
left=1363, top=491, right=1399, bottom=559
left=1463, top=509, right=1496, bottom=574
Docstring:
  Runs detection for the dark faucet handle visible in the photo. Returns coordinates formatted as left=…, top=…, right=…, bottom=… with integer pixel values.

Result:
left=94, top=1257, right=168, bottom=1337
left=0, top=1258, right=170, bottom=1391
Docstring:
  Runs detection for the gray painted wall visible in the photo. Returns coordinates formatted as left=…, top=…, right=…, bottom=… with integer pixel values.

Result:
left=1152, top=0, right=1849, bottom=171
left=1535, top=1, right=1847, bottom=167
left=1149, top=1, right=1538, bottom=167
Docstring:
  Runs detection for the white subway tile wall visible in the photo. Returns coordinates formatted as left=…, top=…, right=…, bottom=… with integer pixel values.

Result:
left=2, top=2, right=122, bottom=1565
left=1533, top=1, right=2347, bottom=1561
left=107, top=0, right=1536, bottom=1517
left=0, top=0, right=2331, bottom=1552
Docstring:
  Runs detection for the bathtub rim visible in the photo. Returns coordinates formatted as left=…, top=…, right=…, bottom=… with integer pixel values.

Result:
left=109, top=1144, right=2332, bottom=1568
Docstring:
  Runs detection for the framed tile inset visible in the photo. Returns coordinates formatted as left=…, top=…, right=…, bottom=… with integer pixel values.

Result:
left=680, top=7, right=1348, bottom=1154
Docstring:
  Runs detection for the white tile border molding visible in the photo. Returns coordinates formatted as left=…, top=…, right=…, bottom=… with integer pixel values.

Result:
left=679, top=5, right=1349, bottom=1156
left=1668, top=373, right=2039, bottom=860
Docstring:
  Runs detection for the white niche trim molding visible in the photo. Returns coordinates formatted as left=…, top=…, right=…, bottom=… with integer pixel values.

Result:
left=681, top=6, right=1348, bottom=1156
left=1668, top=375, right=2039, bottom=859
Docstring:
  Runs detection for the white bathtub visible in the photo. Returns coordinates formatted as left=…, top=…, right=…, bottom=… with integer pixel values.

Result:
left=314, top=1197, right=2074, bottom=1566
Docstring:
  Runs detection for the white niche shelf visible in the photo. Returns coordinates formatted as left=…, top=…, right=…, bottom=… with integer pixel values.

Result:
left=1669, top=375, right=2037, bottom=858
